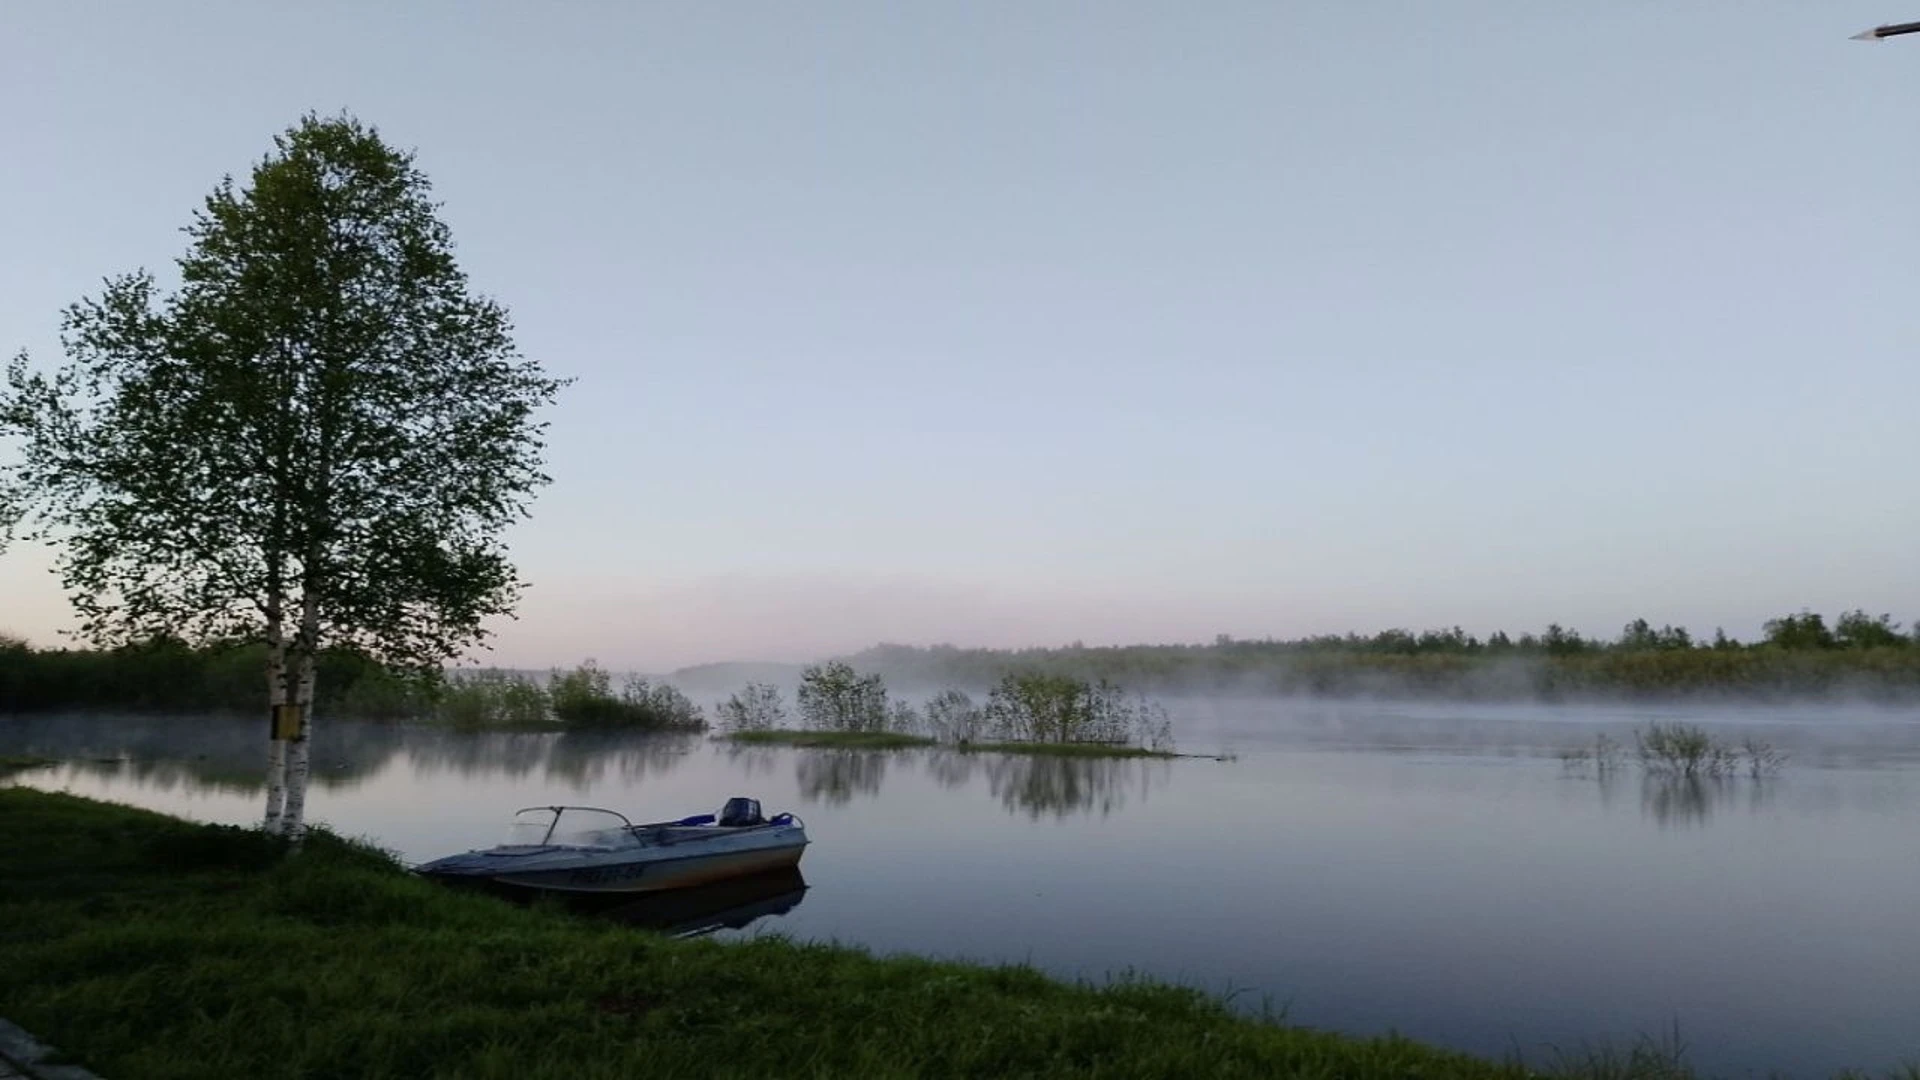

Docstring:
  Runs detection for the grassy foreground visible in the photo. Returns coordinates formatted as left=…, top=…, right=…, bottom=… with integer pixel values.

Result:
left=718, top=729, right=1178, bottom=758
left=0, top=790, right=1585, bottom=1080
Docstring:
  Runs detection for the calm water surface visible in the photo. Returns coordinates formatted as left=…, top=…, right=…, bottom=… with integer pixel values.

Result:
left=5, top=700, right=1918, bottom=1078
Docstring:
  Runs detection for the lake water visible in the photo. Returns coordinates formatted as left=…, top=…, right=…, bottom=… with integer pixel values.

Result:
left=4, top=699, right=1919, bottom=1078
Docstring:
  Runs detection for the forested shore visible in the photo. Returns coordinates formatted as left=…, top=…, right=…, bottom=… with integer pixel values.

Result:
left=848, top=611, right=1920, bottom=702
left=6, top=609, right=1920, bottom=717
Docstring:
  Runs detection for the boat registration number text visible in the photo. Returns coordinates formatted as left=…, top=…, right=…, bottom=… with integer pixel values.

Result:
left=569, top=864, right=646, bottom=886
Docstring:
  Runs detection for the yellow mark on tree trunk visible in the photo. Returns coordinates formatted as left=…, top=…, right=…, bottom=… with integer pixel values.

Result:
left=271, top=704, right=303, bottom=740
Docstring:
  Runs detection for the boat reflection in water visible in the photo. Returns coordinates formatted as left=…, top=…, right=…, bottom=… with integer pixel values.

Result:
left=565, top=868, right=809, bottom=938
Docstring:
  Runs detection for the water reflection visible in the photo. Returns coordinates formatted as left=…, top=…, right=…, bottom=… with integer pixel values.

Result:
left=556, top=869, right=808, bottom=938
left=2, top=715, right=1174, bottom=822
left=542, top=731, right=699, bottom=789
left=1638, top=773, right=1777, bottom=829
left=404, top=730, right=554, bottom=782
left=0, top=715, right=702, bottom=797
left=717, top=744, right=779, bottom=780
left=774, top=744, right=1175, bottom=818
left=926, top=751, right=1172, bottom=820
left=794, top=750, right=888, bottom=806
left=394, top=729, right=700, bottom=790
left=0, top=712, right=407, bottom=794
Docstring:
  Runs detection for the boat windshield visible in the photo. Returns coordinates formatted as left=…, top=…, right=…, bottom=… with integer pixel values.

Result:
left=502, top=807, right=638, bottom=849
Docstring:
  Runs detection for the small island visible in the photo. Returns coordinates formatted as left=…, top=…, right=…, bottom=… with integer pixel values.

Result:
left=720, top=728, right=1183, bottom=759
left=709, top=664, right=1187, bottom=759
left=0, top=754, right=55, bottom=777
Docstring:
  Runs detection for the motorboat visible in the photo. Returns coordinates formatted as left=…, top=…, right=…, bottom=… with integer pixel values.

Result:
left=414, top=797, right=808, bottom=895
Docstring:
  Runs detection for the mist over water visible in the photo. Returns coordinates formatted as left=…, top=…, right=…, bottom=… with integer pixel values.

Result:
left=5, top=698, right=1918, bottom=1077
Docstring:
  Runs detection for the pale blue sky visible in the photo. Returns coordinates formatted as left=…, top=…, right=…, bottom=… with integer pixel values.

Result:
left=3, top=3, right=1916, bottom=669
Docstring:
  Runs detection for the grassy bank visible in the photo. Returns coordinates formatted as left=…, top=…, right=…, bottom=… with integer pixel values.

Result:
left=716, top=729, right=1180, bottom=758
left=956, top=739, right=1179, bottom=759
left=0, top=788, right=1746, bottom=1080
left=720, top=729, right=937, bottom=750
left=0, top=754, right=54, bottom=776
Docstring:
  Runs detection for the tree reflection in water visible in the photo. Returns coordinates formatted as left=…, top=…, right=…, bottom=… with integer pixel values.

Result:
left=0, top=713, right=409, bottom=795
left=540, top=731, right=699, bottom=789
left=0, top=716, right=704, bottom=797
left=716, top=744, right=779, bottom=780
left=1638, top=772, right=1776, bottom=828
left=920, top=748, right=976, bottom=791
left=923, top=750, right=1172, bottom=820
left=403, top=730, right=555, bottom=783
left=794, top=750, right=887, bottom=806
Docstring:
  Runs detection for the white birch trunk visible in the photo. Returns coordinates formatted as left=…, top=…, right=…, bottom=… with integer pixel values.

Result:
left=263, top=738, right=287, bottom=835
left=282, top=646, right=316, bottom=845
left=282, top=590, right=322, bottom=845
left=261, top=620, right=289, bottom=835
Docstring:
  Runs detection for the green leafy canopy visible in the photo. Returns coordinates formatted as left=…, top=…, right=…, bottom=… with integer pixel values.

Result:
left=1, top=113, right=567, bottom=673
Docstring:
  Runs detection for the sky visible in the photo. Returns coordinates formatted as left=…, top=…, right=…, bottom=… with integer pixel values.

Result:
left=2, top=3, right=1917, bottom=671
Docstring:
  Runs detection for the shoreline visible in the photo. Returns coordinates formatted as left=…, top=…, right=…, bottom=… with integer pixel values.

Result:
left=0, top=787, right=1823, bottom=1080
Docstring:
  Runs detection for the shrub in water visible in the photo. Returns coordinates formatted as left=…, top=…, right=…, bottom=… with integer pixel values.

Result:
left=549, top=661, right=706, bottom=731
left=797, top=661, right=890, bottom=733
left=922, top=689, right=983, bottom=744
left=438, top=669, right=550, bottom=728
left=983, top=671, right=1175, bottom=751
left=716, top=682, right=788, bottom=733
left=1634, top=722, right=1738, bottom=777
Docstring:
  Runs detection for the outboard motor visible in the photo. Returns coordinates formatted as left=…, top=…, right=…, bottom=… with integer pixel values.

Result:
left=718, top=797, right=764, bottom=827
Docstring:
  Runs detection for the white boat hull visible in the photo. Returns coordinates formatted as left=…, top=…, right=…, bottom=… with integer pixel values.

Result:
left=417, top=808, right=809, bottom=895
left=485, top=841, right=806, bottom=894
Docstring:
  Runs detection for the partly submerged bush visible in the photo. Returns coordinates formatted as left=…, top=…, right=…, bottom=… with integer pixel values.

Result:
left=922, top=688, right=984, bottom=744
left=1558, top=733, right=1625, bottom=773
left=985, top=672, right=1118, bottom=743
left=549, top=661, right=706, bottom=731
left=715, top=682, right=788, bottom=733
left=982, top=672, right=1175, bottom=751
left=1740, top=735, right=1789, bottom=778
left=617, top=680, right=705, bottom=731
left=797, top=661, right=890, bottom=733
left=1627, top=723, right=1785, bottom=778
left=1635, top=722, right=1737, bottom=777
left=437, top=669, right=550, bottom=728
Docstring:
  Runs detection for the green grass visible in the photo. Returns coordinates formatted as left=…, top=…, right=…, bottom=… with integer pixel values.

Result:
left=0, top=754, right=56, bottom=776
left=719, top=729, right=937, bottom=750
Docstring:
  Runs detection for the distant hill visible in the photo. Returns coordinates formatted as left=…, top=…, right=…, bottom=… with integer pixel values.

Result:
left=665, top=661, right=809, bottom=697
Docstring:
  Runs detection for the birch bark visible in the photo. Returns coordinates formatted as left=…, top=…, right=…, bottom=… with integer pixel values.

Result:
left=282, top=588, right=321, bottom=843
left=261, top=599, right=288, bottom=835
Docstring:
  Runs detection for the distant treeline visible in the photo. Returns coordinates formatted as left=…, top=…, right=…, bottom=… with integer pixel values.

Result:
left=845, top=611, right=1920, bottom=702
left=0, top=636, right=705, bottom=731
left=10, top=609, right=1920, bottom=713
left=0, top=635, right=424, bottom=716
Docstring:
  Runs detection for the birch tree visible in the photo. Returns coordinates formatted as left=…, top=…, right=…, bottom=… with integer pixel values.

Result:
left=0, top=114, right=564, bottom=841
